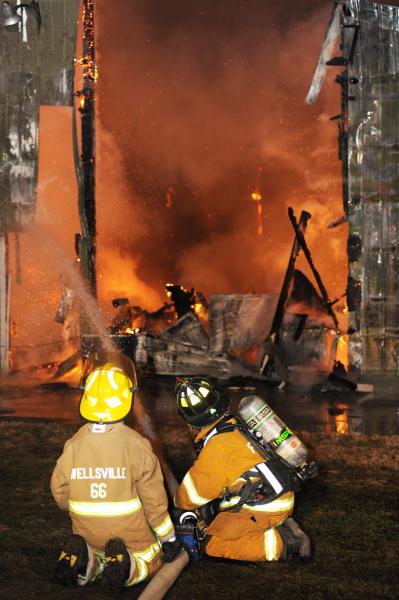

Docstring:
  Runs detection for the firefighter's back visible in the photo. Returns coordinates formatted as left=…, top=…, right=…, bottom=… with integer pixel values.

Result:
left=58, top=422, right=163, bottom=552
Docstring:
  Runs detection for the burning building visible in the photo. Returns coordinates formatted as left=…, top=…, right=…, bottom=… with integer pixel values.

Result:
left=5, top=1, right=393, bottom=384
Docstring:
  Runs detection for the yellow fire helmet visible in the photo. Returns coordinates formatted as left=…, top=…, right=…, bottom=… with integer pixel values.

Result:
left=79, top=354, right=138, bottom=424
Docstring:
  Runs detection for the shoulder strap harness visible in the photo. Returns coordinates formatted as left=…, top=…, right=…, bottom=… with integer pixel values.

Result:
left=196, top=414, right=300, bottom=511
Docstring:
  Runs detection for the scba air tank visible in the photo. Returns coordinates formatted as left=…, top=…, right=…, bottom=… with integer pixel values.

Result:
left=238, top=395, right=308, bottom=468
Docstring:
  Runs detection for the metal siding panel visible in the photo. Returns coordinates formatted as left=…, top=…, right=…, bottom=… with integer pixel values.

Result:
left=39, top=0, right=79, bottom=106
left=0, top=9, right=40, bottom=229
left=0, top=0, right=79, bottom=230
left=345, top=0, right=399, bottom=372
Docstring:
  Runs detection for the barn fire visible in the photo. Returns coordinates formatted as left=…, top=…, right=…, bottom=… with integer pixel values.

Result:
left=51, top=205, right=347, bottom=389
left=1, top=0, right=397, bottom=393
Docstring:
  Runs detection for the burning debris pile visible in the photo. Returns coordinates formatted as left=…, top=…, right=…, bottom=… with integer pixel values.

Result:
left=125, top=285, right=337, bottom=380
left=48, top=206, right=357, bottom=389
left=86, top=207, right=348, bottom=384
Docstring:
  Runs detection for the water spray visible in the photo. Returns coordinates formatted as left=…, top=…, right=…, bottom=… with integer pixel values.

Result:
left=134, top=396, right=179, bottom=495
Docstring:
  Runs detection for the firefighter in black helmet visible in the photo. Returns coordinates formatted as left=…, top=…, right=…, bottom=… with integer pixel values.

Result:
left=174, top=377, right=311, bottom=562
left=176, top=378, right=229, bottom=428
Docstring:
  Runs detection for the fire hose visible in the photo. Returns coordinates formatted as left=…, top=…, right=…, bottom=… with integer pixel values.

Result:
left=134, top=399, right=192, bottom=599
left=136, top=550, right=189, bottom=600
left=137, top=512, right=201, bottom=600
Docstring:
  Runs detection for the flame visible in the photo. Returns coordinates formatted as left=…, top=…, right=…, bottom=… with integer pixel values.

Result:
left=193, top=302, right=206, bottom=319
left=10, top=8, right=352, bottom=376
left=335, top=334, right=349, bottom=369
left=334, top=403, right=349, bottom=434
left=123, top=327, right=140, bottom=334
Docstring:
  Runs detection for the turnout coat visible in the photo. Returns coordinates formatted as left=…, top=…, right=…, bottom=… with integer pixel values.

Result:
left=51, top=422, right=175, bottom=562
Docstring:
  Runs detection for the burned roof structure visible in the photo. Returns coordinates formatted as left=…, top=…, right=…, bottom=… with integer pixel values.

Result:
left=308, top=0, right=399, bottom=375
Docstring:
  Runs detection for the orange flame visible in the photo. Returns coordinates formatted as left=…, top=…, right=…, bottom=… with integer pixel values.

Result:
left=335, top=334, right=349, bottom=369
left=334, top=403, right=349, bottom=434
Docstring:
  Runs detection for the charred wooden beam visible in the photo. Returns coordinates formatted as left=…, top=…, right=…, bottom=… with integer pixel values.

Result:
left=259, top=209, right=311, bottom=377
left=77, top=0, right=97, bottom=299
left=288, top=207, right=340, bottom=333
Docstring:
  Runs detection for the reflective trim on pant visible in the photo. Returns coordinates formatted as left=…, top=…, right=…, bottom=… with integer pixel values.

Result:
left=264, top=528, right=279, bottom=561
left=127, top=555, right=148, bottom=585
left=82, top=542, right=162, bottom=587
left=126, top=542, right=163, bottom=586
left=68, top=496, right=142, bottom=517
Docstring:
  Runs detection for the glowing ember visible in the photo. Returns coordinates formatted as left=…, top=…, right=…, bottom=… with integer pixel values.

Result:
left=256, top=202, right=264, bottom=236
left=166, top=186, right=175, bottom=208
left=249, top=165, right=265, bottom=236
left=81, top=0, right=98, bottom=84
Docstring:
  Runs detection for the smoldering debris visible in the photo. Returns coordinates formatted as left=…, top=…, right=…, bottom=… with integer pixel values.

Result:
left=46, top=199, right=356, bottom=391
left=76, top=205, right=347, bottom=384
left=105, top=286, right=337, bottom=381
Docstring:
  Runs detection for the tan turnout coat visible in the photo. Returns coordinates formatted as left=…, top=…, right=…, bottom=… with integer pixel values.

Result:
left=174, top=417, right=294, bottom=561
left=51, top=422, right=175, bottom=557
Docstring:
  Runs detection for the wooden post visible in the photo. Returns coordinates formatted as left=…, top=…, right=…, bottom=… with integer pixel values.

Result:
left=77, top=0, right=97, bottom=299
left=0, top=235, right=10, bottom=374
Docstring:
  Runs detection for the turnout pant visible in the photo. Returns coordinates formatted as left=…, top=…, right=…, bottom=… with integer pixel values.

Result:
left=204, top=491, right=294, bottom=561
left=77, top=542, right=163, bottom=586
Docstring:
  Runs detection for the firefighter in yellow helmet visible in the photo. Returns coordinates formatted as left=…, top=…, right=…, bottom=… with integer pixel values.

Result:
left=174, top=377, right=311, bottom=562
left=50, top=351, right=181, bottom=593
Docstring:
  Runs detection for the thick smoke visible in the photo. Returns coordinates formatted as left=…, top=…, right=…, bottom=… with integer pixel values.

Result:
left=96, top=0, right=347, bottom=305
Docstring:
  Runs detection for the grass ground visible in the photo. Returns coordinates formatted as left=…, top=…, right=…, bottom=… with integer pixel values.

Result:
left=0, top=419, right=397, bottom=600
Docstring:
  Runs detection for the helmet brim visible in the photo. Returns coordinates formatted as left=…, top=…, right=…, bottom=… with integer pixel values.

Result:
left=82, top=350, right=137, bottom=388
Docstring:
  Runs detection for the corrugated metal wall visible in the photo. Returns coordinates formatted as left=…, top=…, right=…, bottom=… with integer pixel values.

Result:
left=342, top=0, right=399, bottom=373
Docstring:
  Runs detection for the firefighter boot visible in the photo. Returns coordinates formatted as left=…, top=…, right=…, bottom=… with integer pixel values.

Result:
left=277, top=517, right=311, bottom=560
left=54, top=534, right=89, bottom=586
left=102, top=538, right=131, bottom=594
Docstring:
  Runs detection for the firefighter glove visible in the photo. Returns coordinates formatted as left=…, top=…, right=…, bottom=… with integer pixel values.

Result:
left=162, top=537, right=183, bottom=563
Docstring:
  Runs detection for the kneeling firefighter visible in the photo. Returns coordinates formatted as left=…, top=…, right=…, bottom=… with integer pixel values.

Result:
left=50, top=351, right=182, bottom=593
left=174, top=377, right=317, bottom=562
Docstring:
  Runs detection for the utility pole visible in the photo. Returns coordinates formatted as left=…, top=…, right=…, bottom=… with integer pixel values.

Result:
left=76, top=0, right=97, bottom=299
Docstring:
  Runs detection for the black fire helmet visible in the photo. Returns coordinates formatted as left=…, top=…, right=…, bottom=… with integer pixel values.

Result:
left=175, top=377, right=229, bottom=428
